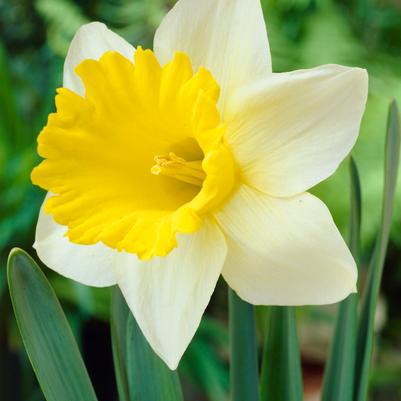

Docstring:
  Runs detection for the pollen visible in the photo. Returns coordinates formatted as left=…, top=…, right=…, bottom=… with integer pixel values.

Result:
left=31, top=47, right=236, bottom=259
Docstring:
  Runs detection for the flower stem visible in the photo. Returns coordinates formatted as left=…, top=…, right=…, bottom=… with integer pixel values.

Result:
left=260, top=306, right=303, bottom=401
left=228, top=288, right=259, bottom=401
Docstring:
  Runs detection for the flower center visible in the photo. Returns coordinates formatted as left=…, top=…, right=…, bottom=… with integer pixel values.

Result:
left=151, top=152, right=205, bottom=187
left=31, top=48, right=236, bottom=259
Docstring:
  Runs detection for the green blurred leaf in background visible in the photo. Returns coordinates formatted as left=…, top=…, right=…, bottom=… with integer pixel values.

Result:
left=355, top=100, right=400, bottom=401
left=321, top=158, right=361, bottom=401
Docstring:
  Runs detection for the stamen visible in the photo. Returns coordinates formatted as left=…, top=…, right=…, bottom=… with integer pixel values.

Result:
left=151, top=152, right=205, bottom=186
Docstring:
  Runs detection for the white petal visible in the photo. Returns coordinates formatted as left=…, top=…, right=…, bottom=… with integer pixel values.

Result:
left=114, top=219, right=227, bottom=369
left=34, top=198, right=117, bottom=287
left=154, top=0, right=271, bottom=111
left=64, top=22, right=135, bottom=95
left=216, top=185, right=357, bottom=305
left=225, top=65, right=368, bottom=196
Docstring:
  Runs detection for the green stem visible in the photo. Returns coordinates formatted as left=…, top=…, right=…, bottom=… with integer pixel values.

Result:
left=229, top=288, right=259, bottom=401
left=260, top=307, right=303, bottom=401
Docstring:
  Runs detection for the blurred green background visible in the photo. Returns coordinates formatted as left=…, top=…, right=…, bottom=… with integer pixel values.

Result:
left=1, top=0, right=401, bottom=400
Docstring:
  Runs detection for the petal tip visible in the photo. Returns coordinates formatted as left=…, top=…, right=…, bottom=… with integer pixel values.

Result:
left=75, top=21, right=107, bottom=34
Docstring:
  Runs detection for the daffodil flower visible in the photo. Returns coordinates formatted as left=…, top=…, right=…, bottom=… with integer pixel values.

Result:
left=32, top=0, right=368, bottom=369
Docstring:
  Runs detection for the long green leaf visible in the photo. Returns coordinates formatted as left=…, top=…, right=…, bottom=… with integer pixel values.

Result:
left=354, top=100, right=401, bottom=401
left=260, top=307, right=303, bottom=401
left=229, top=289, right=259, bottom=401
left=321, top=158, right=361, bottom=401
left=126, top=313, right=184, bottom=401
left=7, top=248, right=98, bottom=401
left=111, top=287, right=130, bottom=401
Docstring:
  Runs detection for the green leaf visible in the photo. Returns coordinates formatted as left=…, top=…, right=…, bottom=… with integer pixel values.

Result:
left=228, top=289, right=259, bottom=401
left=111, top=287, right=130, bottom=401
left=321, top=158, right=361, bottom=401
left=126, top=312, right=184, bottom=401
left=354, top=100, right=401, bottom=401
left=7, top=248, right=98, bottom=401
left=260, top=307, right=303, bottom=401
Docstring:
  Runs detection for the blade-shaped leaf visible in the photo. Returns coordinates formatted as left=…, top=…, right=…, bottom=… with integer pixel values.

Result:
left=321, top=158, right=361, bottom=401
left=126, top=312, right=184, bottom=401
left=111, top=287, right=130, bottom=401
left=260, top=306, right=303, bottom=401
left=7, top=248, right=98, bottom=401
left=354, top=100, right=401, bottom=401
left=228, top=289, right=259, bottom=401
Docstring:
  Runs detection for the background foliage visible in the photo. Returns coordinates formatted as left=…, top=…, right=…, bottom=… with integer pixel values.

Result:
left=1, top=0, right=401, bottom=400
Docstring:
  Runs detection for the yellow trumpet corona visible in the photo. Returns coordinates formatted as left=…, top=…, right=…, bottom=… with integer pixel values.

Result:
left=32, top=48, right=236, bottom=259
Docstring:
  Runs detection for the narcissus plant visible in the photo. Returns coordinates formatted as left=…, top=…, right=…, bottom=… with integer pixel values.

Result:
left=31, top=0, right=368, bottom=369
